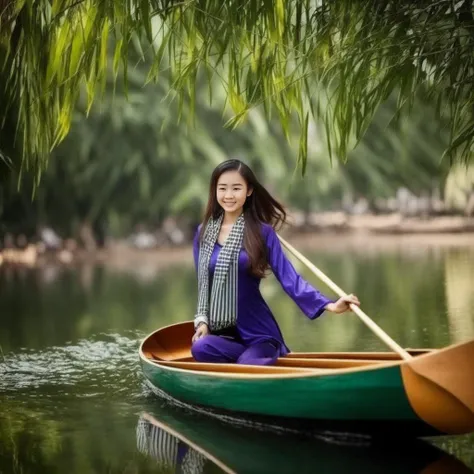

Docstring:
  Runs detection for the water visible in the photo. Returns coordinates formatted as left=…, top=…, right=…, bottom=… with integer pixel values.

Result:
left=1, top=236, right=473, bottom=473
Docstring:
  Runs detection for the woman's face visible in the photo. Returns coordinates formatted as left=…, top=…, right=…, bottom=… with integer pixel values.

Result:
left=216, top=170, right=252, bottom=216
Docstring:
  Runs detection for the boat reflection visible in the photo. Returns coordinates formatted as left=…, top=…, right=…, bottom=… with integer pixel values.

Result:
left=136, top=404, right=473, bottom=474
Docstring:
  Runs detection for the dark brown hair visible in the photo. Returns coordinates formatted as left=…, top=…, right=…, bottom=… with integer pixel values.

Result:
left=199, top=159, right=286, bottom=278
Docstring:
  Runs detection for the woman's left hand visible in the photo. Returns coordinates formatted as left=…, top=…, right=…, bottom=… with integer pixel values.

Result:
left=325, top=294, right=360, bottom=314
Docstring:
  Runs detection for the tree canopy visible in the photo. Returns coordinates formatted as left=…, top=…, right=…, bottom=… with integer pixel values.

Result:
left=1, top=40, right=452, bottom=240
left=1, top=0, right=473, bottom=178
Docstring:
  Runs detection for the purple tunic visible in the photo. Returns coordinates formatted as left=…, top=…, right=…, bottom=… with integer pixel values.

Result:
left=193, top=223, right=333, bottom=356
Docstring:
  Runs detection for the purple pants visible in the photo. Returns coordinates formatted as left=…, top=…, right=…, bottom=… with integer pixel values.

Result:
left=191, top=335, right=279, bottom=366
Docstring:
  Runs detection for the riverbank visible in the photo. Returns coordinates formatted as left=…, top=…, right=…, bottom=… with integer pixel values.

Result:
left=1, top=213, right=473, bottom=269
left=292, top=212, right=474, bottom=234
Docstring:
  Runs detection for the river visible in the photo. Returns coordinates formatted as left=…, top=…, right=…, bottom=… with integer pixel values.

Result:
left=1, top=235, right=473, bottom=473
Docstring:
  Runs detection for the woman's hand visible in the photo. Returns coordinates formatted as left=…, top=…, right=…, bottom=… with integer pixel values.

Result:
left=192, top=323, right=209, bottom=343
left=325, top=294, right=360, bottom=314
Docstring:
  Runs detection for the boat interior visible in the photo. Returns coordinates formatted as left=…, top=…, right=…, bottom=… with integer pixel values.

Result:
left=140, top=322, right=432, bottom=375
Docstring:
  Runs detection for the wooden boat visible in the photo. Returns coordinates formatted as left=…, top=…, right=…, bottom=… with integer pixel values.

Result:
left=139, top=321, right=474, bottom=438
left=136, top=406, right=474, bottom=474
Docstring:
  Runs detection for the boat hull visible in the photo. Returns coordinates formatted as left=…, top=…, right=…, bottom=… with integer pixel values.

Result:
left=139, top=321, right=474, bottom=437
left=140, top=357, right=439, bottom=437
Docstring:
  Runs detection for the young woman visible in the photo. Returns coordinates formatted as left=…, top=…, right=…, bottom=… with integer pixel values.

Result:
left=191, top=159, right=360, bottom=366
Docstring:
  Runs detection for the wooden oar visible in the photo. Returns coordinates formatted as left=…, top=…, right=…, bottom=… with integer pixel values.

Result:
left=277, top=235, right=413, bottom=361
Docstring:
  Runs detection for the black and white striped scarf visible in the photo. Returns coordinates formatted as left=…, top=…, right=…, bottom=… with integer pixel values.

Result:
left=194, top=212, right=245, bottom=331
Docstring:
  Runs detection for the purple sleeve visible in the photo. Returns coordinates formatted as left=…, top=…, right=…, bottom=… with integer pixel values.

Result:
left=264, top=225, right=333, bottom=319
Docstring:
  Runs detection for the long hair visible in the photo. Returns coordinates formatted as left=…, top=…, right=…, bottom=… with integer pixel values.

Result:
left=199, top=159, right=286, bottom=278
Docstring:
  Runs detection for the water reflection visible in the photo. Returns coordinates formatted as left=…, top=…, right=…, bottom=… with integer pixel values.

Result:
left=136, top=406, right=473, bottom=474
left=445, top=248, right=474, bottom=343
left=137, top=414, right=217, bottom=474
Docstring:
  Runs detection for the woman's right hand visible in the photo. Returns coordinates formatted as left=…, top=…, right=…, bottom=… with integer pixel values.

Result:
left=192, top=323, right=209, bottom=343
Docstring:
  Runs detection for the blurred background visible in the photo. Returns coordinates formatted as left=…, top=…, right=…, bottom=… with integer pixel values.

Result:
left=1, top=40, right=473, bottom=263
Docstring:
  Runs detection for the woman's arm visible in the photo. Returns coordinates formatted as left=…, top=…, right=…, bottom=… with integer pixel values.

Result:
left=264, top=225, right=334, bottom=319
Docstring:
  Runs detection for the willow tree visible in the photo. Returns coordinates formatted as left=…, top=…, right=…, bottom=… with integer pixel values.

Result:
left=1, top=0, right=473, bottom=178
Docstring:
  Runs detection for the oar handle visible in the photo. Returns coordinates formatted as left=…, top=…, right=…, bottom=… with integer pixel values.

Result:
left=277, top=235, right=413, bottom=361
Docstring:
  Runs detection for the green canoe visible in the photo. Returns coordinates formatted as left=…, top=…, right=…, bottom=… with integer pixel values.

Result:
left=136, top=404, right=473, bottom=474
left=139, top=321, right=474, bottom=438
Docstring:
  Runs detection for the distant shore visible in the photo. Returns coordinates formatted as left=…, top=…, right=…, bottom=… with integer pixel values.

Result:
left=1, top=213, right=473, bottom=269
left=289, top=212, right=474, bottom=234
